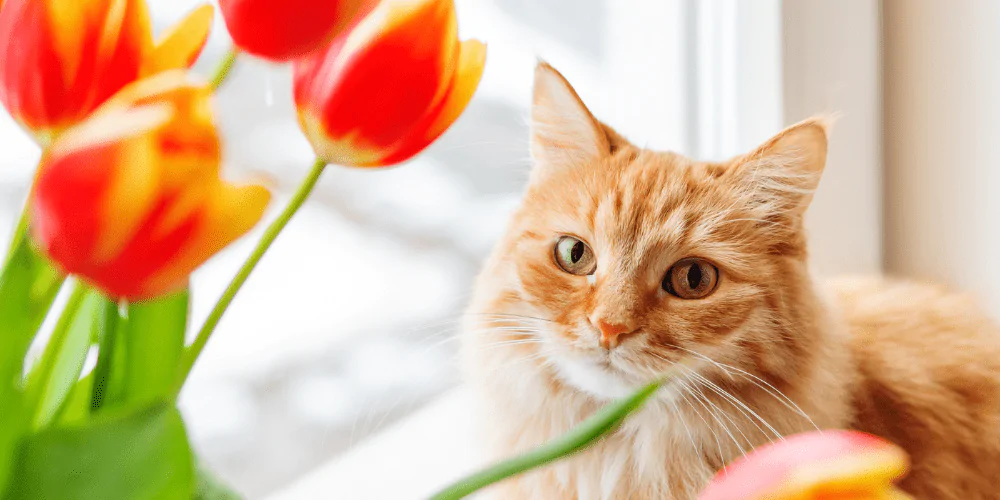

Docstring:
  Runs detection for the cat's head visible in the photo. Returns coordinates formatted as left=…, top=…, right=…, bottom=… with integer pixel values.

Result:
left=473, top=63, right=830, bottom=400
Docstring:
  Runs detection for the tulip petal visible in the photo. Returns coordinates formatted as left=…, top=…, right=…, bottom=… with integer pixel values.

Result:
left=0, top=0, right=147, bottom=138
left=422, top=40, right=486, bottom=144
left=144, top=181, right=270, bottom=296
left=220, top=0, right=378, bottom=62
left=46, top=106, right=169, bottom=265
left=379, top=38, right=486, bottom=166
left=32, top=112, right=163, bottom=275
left=80, top=72, right=220, bottom=256
left=145, top=4, right=213, bottom=74
left=698, top=431, right=909, bottom=500
left=100, top=69, right=204, bottom=109
left=46, top=0, right=111, bottom=86
left=90, top=0, right=152, bottom=117
left=786, top=449, right=909, bottom=494
left=294, top=0, right=460, bottom=165
left=31, top=69, right=265, bottom=300
left=95, top=0, right=127, bottom=63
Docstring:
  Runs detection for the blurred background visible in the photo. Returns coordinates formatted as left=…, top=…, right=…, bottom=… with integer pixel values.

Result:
left=2, top=0, right=997, bottom=498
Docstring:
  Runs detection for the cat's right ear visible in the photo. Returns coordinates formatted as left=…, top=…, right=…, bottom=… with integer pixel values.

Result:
left=530, top=62, right=610, bottom=176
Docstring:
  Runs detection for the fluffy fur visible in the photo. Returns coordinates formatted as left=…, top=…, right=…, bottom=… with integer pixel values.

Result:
left=460, top=63, right=1000, bottom=499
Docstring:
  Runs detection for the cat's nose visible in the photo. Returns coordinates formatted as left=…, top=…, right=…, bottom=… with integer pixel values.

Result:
left=594, top=319, right=637, bottom=349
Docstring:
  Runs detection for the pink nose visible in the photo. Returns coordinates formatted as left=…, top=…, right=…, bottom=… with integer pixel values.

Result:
left=595, top=319, right=635, bottom=349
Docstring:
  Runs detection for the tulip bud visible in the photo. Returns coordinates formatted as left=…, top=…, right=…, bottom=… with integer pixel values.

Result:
left=698, top=430, right=911, bottom=500
left=31, top=71, right=270, bottom=300
left=219, top=0, right=379, bottom=62
left=293, top=0, right=486, bottom=168
left=0, top=0, right=213, bottom=143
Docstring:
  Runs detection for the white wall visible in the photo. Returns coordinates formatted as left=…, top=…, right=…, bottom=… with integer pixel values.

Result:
left=884, top=0, right=1000, bottom=315
left=782, top=0, right=884, bottom=277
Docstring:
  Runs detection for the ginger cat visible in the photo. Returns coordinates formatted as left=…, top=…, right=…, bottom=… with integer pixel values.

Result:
left=461, top=63, right=1000, bottom=499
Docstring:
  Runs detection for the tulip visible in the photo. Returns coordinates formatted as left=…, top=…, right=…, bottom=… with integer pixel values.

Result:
left=293, top=0, right=486, bottom=167
left=0, top=0, right=213, bottom=143
left=698, top=430, right=911, bottom=500
left=30, top=71, right=270, bottom=300
left=219, top=0, right=379, bottom=62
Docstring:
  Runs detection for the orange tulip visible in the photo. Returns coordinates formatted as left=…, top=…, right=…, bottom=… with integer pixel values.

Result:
left=293, top=0, right=486, bottom=167
left=0, top=0, right=213, bottom=144
left=30, top=71, right=270, bottom=300
left=698, top=430, right=911, bottom=500
left=219, top=0, right=379, bottom=62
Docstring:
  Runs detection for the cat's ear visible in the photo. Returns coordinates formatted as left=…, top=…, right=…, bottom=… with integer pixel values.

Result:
left=530, top=62, right=610, bottom=175
left=731, top=117, right=830, bottom=218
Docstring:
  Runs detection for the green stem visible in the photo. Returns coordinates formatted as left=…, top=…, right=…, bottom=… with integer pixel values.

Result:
left=175, top=157, right=328, bottom=390
left=0, top=237, right=64, bottom=390
left=23, top=283, right=87, bottom=412
left=209, top=48, right=239, bottom=91
left=4, top=204, right=30, bottom=264
left=2, top=155, right=46, bottom=265
left=90, top=297, right=120, bottom=411
left=428, top=379, right=665, bottom=500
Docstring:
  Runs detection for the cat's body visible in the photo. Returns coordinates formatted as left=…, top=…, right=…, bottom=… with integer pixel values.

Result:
left=461, top=63, right=1000, bottom=499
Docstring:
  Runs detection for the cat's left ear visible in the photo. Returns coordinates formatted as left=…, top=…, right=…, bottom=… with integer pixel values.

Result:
left=529, top=62, right=610, bottom=177
left=730, top=117, right=830, bottom=218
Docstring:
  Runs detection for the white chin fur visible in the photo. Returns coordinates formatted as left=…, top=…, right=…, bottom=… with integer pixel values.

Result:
left=551, top=355, right=637, bottom=400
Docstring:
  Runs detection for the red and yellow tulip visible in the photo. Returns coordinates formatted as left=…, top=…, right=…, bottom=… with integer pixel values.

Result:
left=293, top=0, right=486, bottom=168
left=0, top=0, right=213, bottom=143
left=698, top=430, right=911, bottom=500
left=30, top=71, right=270, bottom=300
left=219, top=0, right=379, bottom=62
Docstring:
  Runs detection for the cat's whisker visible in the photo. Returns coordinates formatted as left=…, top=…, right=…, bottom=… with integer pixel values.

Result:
left=666, top=396, right=701, bottom=460
left=432, top=334, right=547, bottom=364
left=469, top=339, right=547, bottom=352
left=467, top=348, right=558, bottom=376
left=683, top=372, right=749, bottom=460
left=683, top=367, right=783, bottom=443
left=396, top=317, right=471, bottom=338
left=465, top=312, right=556, bottom=324
left=408, top=327, right=464, bottom=347
left=676, top=378, right=727, bottom=465
left=718, top=366, right=819, bottom=431
left=680, top=366, right=782, bottom=444
left=462, top=330, right=535, bottom=340
left=467, top=318, right=543, bottom=327
left=405, top=323, right=547, bottom=366
left=456, top=324, right=544, bottom=338
left=667, top=344, right=820, bottom=431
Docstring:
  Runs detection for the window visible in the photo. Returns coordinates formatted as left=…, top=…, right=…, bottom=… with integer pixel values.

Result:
left=0, top=1, right=883, bottom=497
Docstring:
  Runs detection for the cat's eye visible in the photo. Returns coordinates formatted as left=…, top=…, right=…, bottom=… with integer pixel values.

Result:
left=553, top=236, right=597, bottom=275
left=663, top=258, right=719, bottom=299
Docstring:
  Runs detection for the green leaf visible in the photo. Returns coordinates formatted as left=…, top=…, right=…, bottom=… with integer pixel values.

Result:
left=89, top=296, right=122, bottom=412
left=23, top=285, right=100, bottom=430
left=56, top=373, right=93, bottom=427
left=2, top=204, right=30, bottom=267
left=124, top=290, right=189, bottom=405
left=0, top=389, right=27, bottom=498
left=194, top=458, right=242, bottom=500
left=5, top=403, right=195, bottom=500
left=0, top=233, right=64, bottom=495
left=0, top=236, right=64, bottom=387
left=427, top=379, right=665, bottom=500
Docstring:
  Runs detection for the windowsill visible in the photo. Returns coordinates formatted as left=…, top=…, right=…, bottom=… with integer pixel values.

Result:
left=267, top=387, right=487, bottom=499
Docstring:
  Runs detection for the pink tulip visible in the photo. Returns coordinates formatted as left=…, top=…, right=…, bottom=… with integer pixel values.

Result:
left=698, top=430, right=910, bottom=500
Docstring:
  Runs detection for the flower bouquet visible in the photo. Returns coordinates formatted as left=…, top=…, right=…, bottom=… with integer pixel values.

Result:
left=0, top=0, right=911, bottom=498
